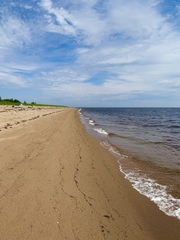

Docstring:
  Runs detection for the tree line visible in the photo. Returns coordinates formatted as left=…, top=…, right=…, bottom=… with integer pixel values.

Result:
left=0, top=97, right=21, bottom=104
left=0, top=97, right=36, bottom=105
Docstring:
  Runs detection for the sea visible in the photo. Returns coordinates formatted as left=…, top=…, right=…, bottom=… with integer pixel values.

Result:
left=79, top=108, right=180, bottom=220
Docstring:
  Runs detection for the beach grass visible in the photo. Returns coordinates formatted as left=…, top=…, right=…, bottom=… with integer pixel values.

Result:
left=0, top=99, right=67, bottom=108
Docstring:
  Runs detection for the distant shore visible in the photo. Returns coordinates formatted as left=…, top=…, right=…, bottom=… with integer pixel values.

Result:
left=0, top=108, right=180, bottom=239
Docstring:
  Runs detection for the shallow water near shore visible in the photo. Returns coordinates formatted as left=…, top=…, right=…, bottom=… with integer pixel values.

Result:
left=79, top=108, right=180, bottom=220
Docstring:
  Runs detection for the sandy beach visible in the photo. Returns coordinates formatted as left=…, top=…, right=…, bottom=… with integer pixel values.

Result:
left=0, top=107, right=180, bottom=240
left=0, top=105, right=64, bottom=131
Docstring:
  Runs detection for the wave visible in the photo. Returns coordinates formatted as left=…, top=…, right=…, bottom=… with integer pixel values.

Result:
left=108, top=132, right=129, bottom=139
left=89, top=119, right=95, bottom=126
left=119, top=165, right=180, bottom=220
left=150, top=141, right=163, bottom=145
left=100, top=140, right=180, bottom=220
left=78, top=109, right=82, bottom=115
left=108, top=132, right=119, bottom=137
left=100, top=141, right=128, bottom=158
left=79, top=109, right=91, bottom=120
left=142, top=124, right=165, bottom=128
left=94, top=128, right=108, bottom=135
left=167, top=125, right=180, bottom=129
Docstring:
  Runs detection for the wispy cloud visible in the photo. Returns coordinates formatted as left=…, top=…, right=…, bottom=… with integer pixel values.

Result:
left=0, top=16, right=31, bottom=49
left=0, top=0, right=180, bottom=106
left=40, top=0, right=76, bottom=35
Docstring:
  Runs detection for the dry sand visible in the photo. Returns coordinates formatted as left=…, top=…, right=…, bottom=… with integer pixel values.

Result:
left=0, top=107, right=180, bottom=240
left=0, top=105, right=64, bottom=131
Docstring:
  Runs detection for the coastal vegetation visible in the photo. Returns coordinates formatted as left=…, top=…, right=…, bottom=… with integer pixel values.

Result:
left=0, top=97, right=21, bottom=105
left=0, top=97, right=67, bottom=107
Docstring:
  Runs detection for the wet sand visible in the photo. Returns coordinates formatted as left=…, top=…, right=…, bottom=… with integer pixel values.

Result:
left=0, top=107, right=180, bottom=239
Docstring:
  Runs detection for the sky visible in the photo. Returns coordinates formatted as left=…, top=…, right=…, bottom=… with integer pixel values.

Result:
left=0, top=0, right=180, bottom=107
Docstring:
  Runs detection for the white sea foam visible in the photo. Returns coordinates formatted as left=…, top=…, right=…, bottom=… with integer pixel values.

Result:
left=100, top=141, right=128, bottom=159
left=101, top=141, right=120, bottom=155
left=89, top=119, right=95, bottom=125
left=119, top=164, right=180, bottom=220
left=94, top=128, right=108, bottom=135
left=78, top=109, right=82, bottom=115
left=100, top=140, right=180, bottom=220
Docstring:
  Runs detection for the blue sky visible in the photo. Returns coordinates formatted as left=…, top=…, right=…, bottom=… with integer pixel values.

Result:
left=0, top=0, right=180, bottom=107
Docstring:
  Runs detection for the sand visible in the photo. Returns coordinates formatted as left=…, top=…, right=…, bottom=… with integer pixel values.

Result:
left=0, top=107, right=180, bottom=240
left=0, top=105, right=64, bottom=131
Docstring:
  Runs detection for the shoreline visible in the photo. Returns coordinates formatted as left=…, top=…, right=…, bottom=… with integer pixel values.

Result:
left=79, top=108, right=180, bottom=220
left=0, top=108, right=180, bottom=239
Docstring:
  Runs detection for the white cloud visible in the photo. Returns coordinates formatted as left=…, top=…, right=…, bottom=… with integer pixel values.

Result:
left=1, top=0, right=180, bottom=106
left=0, top=11, right=34, bottom=87
left=0, top=16, right=31, bottom=49
left=107, top=0, right=166, bottom=39
left=40, top=0, right=169, bottom=45
left=24, top=5, right=33, bottom=10
left=0, top=71, right=27, bottom=87
left=40, top=67, right=91, bottom=87
left=40, top=0, right=76, bottom=35
left=41, top=0, right=52, bottom=9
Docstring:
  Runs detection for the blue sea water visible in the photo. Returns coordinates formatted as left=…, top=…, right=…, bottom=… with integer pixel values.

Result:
left=79, top=108, right=180, bottom=220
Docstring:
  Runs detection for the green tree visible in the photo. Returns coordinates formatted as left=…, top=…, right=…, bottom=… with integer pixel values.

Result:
left=14, top=99, right=21, bottom=103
